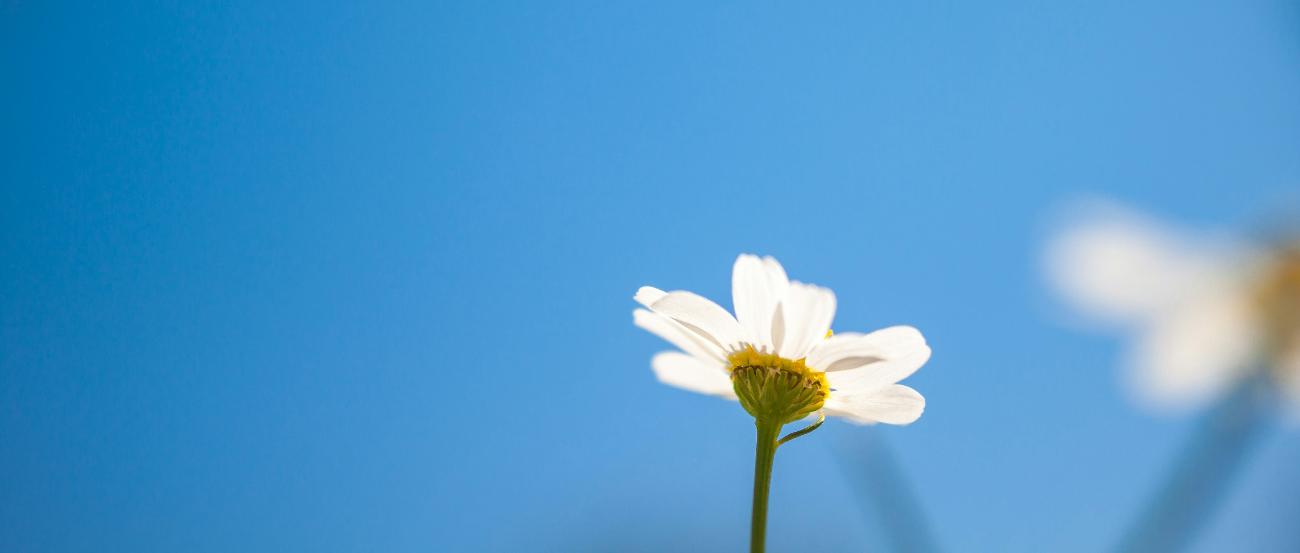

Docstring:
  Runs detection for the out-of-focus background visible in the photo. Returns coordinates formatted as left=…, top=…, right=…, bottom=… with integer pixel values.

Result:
left=4, top=2, right=1300, bottom=552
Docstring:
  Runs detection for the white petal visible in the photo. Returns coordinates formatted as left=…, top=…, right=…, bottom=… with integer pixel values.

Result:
left=732, top=254, right=788, bottom=350
left=827, top=343, right=932, bottom=393
left=762, top=256, right=789, bottom=291
left=651, top=351, right=736, bottom=399
left=648, top=291, right=747, bottom=352
left=634, top=286, right=668, bottom=308
left=825, top=385, right=925, bottom=425
left=633, top=309, right=727, bottom=364
left=1128, top=285, right=1260, bottom=409
left=806, top=326, right=927, bottom=372
left=1046, top=201, right=1251, bottom=324
left=776, top=281, right=836, bottom=359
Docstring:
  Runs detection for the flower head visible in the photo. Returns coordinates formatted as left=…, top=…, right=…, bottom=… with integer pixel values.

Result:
left=1047, top=200, right=1300, bottom=410
left=633, top=254, right=930, bottom=425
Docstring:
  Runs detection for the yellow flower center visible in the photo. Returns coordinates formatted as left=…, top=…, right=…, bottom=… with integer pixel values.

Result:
left=1254, top=247, right=1300, bottom=359
left=727, top=346, right=830, bottom=424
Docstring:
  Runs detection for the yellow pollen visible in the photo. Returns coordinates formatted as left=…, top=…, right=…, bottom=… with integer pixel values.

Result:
left=1253, top=247, right=1300, bottom=356
left=726, top=346, right=830, bottom=393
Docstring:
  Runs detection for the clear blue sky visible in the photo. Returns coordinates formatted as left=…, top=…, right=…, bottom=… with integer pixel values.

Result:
left=4, top=2, right=1300, bottom=552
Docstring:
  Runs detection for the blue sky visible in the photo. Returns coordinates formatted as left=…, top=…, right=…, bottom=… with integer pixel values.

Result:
left=4, top=1, right=1300, bottom=552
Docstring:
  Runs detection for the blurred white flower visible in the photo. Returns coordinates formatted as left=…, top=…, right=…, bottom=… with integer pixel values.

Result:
left=1047, top=200, right=1300, bottom=410
left=633, top=254, right=931, bottom=425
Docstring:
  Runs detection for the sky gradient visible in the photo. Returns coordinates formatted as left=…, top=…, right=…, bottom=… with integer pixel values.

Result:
left=4, top=2, right=1300, bottom=552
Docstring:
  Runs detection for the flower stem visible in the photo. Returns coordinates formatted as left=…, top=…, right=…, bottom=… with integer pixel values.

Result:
left=779, top=412, right=825, bottom=446
left=1113, top=375, right=1271, bottom=553
left=750, top=418, right=783, bottom=553
left=835, top=430, right=942, bottom=553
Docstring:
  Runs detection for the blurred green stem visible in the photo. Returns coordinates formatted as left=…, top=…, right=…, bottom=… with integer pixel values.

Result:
left=750, top=418, right=782, bottom=553
left=1114, top=375, right=1270, bottom=553
left=834, top=430, right=942, bottom=553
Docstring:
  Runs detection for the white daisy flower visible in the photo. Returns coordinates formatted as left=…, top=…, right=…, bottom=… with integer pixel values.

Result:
left=633, top=254, right=930, bottom=425
left=1046, top=200, right=1300, bottom=410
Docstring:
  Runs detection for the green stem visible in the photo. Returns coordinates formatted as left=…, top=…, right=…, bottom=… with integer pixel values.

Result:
left=750, top=418, right=783, bottom=553
left=1113, top=375, right=1270, bottom=553
left=779, top=413, right=825, bottom=446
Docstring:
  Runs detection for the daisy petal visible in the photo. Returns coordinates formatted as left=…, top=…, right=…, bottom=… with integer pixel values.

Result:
left=635, top=286, right=668, bottom=308
left=827, top=345, right=931, bottom=393
left=1046, top=201, right=1248, bottom=323
left=761, top=256, right=789, bottom=291
left=651, top=351, right=737, bottom=399
left=825, top=385, right=925, bottom=425
left=633, top=309, right=727, bottom=364
left=776, top=281, right=836, bottom=359
left=732, top=254, right=788, bottom=349
left=1130, top=286, right=1258, bottom=408
left=806, top=326, right=927, bottom=372
left=647, top=291, right=747, bottom=352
